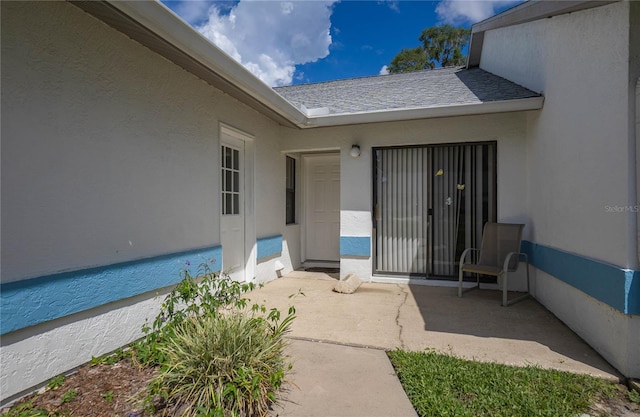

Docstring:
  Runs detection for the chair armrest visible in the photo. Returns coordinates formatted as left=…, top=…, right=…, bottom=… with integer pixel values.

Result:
left=459, top=248, right=479, bottom=267
left=503, top=252, right=528, bottom=272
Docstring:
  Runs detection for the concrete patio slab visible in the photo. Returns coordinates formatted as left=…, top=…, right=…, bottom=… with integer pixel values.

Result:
left=270, top=339, right=418, bottom=417
left=251, top=271, right=621, bottom=381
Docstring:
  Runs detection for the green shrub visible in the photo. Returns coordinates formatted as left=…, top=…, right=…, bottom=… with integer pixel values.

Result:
left=154, top=308, right=294, bottom=417
left=131, top=260, right=298, bottom=416
left=629, top=388, right=640, bottom=403
left=59, top=388, right=77, bottom=405
left=46, top=375, right=65, bottom=390
left=90, top=348, right=129, bottom=366
left=101, top=391, right=114, bottom=403
left=133, top=261, right=257, bottom=366
left=0, top=400, right=49, bottom=417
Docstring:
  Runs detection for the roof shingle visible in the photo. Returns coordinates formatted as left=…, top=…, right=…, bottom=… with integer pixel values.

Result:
left=274, top=67, right=540, bottom=115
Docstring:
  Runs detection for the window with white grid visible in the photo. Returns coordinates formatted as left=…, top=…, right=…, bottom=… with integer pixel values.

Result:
left=221, top=145, right=240, bottom=215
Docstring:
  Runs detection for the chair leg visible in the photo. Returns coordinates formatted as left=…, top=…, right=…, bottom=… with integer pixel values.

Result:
left=459, top=271, right=481, bottom=297
left=502, top=271, right=508, bottom=307
left=504, top=263, right=531, bottom=306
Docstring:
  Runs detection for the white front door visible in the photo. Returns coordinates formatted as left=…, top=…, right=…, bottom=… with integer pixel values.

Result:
left=221, top=136, right=245, bottom=281
left=305, top=154, right=340, bottom=261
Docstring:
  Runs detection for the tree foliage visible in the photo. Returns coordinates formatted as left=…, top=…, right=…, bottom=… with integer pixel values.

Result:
left=388, top=24, right=471, bottom=74
left=389, top=47, right=429, bottom=74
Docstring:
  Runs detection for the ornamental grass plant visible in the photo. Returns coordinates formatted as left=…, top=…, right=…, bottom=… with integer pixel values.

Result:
left=155, top=310, right=292, bottom=417
left=130, top=261, right=297, bottom=417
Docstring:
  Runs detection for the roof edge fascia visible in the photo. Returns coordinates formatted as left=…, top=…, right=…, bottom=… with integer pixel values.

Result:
left=472, top=0, right=620, bottom=33
left=95, top=1, right=308, bottom=127
left=302, top=96, right=544, bottom=128
left=467, top=0, right=620, bottom=67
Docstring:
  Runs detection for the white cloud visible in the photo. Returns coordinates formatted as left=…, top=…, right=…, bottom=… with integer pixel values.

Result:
left=379, top=65, right=389, bottom=75
left=436, top=0, right=522, bottom=24
left=196, top=1, right=337, bottom=87
left=377, top=1, right=400, bottom=13
left=169, top=1, right=213, bottom=26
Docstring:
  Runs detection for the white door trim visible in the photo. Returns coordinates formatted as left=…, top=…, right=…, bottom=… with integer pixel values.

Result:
left=302, top=153, right=340, bottom=262
left=220, top=123, right=255, bottom=282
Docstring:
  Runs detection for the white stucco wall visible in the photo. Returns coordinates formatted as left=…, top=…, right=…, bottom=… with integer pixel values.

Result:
left=481, top=1, right=632, bottom=268
left=1, top=1, right=292, bottom=285
left=1, top=289, right=166, bottom=404
left=1, top=1, right=292, bottom=402
left=533, top=269, right=640, bottom=378
left=280, top=112, right=530, bottom=284
left=3, top=2, right=216, bottom=283
left=632, top=1, right=640, bottom=267
left=480, top=1, right=639, bottom=377
left=637, top=77, right=640, bottom=264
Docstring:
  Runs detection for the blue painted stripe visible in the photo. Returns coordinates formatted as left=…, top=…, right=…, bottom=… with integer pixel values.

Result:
left=340, top=236, right=371, bottom=257
left=626, top=269, right=640, bottom=314
left=257, top=235, right=282, bottom=259
left=0, top=245, right=222, bottom=335
left=522, top=241, right=639, bottom=315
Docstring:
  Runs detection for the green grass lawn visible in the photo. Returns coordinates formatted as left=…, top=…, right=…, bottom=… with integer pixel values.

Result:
left=388, top=349, right=624, bottom=417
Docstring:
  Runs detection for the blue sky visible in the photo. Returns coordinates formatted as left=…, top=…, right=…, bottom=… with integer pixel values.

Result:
left=161, top=0, right=522, bottom=87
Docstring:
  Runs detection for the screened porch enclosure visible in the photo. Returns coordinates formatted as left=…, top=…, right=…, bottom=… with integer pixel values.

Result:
left=373, top=143, right=496, bottom=278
